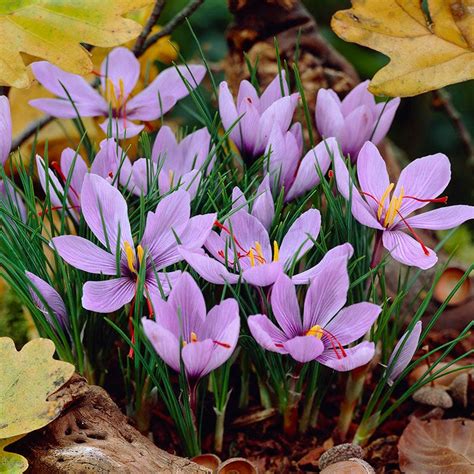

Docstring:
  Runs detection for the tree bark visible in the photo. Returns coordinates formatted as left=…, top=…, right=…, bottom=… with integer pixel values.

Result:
left=14, top=375, right=210, bottom=473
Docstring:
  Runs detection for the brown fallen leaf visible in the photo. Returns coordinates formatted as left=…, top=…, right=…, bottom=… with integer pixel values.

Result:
left=398, top=417, right=474, bottom=473
left=331, top=0, right=474, bottom=97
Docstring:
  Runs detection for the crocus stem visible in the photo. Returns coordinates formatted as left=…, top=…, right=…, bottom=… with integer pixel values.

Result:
left=353, top=412, right=380, bottom=446
left=370, top=230, right=384, bottom=269
left=238, top=352, right=250, bottom=409
left=283, top=371, right=301, bottom=437
left=214, top=407, right=226, bottom=454
left=258, top=378, right=272, bottom=409
left=337, top=365, right=368, bottom=440
left=299, top=390, right=316, bottom=433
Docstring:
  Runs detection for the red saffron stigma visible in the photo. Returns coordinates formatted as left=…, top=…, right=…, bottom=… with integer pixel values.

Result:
left=213, top=340, right=231, bottom=349
left=395, top=209, right=430, bottom=256
left=403, top=195, right=448, bottom=204
left=328, top=169, right=334, bottom=179
left=50, top=161, right=80, bottom=200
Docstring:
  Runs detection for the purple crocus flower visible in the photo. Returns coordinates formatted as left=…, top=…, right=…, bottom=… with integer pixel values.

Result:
left=0, top=179, right=27, bottom=223
left=0, top=96, right=11, bottom=167
left=265, top=129, right=341, bottom=201
left=334, top=141, right=474, bottom=269
left=219, top=72, right=299, bottom=160
left=132, top=125, right=211, bottom=198
left=51, top=174, right=216, bottom=313
left=180, top=205, right=353, bottom=287
left=142, top=272, right=240, bottom=381
left=316, top=80, right=400, bottom=161
left=25, top=271, right=69, bottom=331
left=30, top=47, right=206, bottom=139
left=231, top=175, right=275, bottom=230
left=36, top=139, right=133, bottom=219
left=386, top=321, right=422, bottom=386
left=248, top=259, right=381, bottom=369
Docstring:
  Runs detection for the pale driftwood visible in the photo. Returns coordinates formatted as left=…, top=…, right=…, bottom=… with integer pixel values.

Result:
left=14, top=375, right=210, bottom=473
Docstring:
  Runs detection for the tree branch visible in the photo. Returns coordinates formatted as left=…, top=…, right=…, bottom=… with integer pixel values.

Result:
left=141, top=0, right=206, bottom=54
left=133, top=0, right=167, bottom=56
left=11, top=115, right=55, bottom=151
left=432, top=89, right=474, bottom=165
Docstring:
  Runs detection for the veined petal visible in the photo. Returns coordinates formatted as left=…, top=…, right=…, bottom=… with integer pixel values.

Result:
left=259, top=71, right=289, bottom=111
left=248, top=314, right=288, bottom=354
left=218, top=81, right=241, bottom=149
left=340, top=80, right=373, bottom=116
left=270, top=274, right=302, bottom=338
left=252, top=175, right=274, bottom=230
left=403, top=205, right=474, bottom=230
left=0, top=96, right=12, bottom=165
left=372, top=98, right=400, bottom=145
left=318, top=341, right=375, bottom=371
left=151, top=125, right=178, bottom=165
left=36, top=155, right=64, bottom=208
left=99, top=118, right=144, bottom=139
left=237, top=80, right=259, bottom=110
left=60, top=148, right=87, bottom=208
left=283, top=336, right=324, bottom=363
left=51, top=236, right=118, bottom=275
left=382, top=230, right=437, bottom=269
left=231, top=186, right=248, bottom=213
left=386, top=321, right=422, bottom=385
left=339, top=104, right=373, bottom=159
left=242, top=261, right=284, bottom=287
left=82, top=277, right=135, bottom=313
left=80, top=174, right=133, bottom=252
left=182, top=340, right=214, bottom=380
left=315, top=88, right=344, bottom=140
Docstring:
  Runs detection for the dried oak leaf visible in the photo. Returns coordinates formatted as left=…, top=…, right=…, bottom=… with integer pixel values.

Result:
left=0, top=0, right=153, bottom=88
left=398, top=417, right=474, bottom=473
left=0, top=436, right=28, bottom=474
left=331, top=0, right=474, bottom=97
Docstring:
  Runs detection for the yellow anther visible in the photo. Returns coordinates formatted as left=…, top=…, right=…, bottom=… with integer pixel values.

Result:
left=182, top=340, right=187, bottom=347
left=124, top=241, right=136, bottom=274
left=273, top=240, right=279, bottom=262
left=137, top=245, right=145, bottom=265
left=377, top=183, right=394, bottom=220
left=191, top=332, right=198, bottom=343
left=255, top=241, right=264, bottom=264
left=105, top=78, right=118, bottom=108
left=306, top=325, right=323, bottom=339
left=248, top=248, right=255, bottom=267
left=168, top=169, right=174, bottom=187
left=384, top=186, right=404, bottom=227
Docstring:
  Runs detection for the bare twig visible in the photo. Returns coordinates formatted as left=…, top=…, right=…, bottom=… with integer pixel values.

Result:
left=141, top=0, right=206, bottom=55
left=11, top=115, right=55, bottom=151
left=133, top=0, right=167, bottom=56
left=432, top=89, right=474, bottom=164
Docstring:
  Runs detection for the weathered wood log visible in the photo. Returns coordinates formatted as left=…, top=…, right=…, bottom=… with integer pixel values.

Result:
left=14, top=375, right=210, bottom=473
left=225, top=0, right=359, bottom=108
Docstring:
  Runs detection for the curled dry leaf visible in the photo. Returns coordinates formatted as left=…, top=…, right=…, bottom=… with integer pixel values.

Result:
left=399, top=418, right=474, bottom=473
left=331, top=0, right=474, bottom=97
left=0, top=0, right=154, bottom=88
left=0, top=437, right=28, bottom=474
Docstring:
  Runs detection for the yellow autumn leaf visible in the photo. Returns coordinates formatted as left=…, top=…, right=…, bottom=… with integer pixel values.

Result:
left=331, top=0, right=474, bottom=97
left=0, top=337, right=74, bottom=439
left=0, top=0, right=154, bottom=89
left=0, top=437, right=28, bottom=474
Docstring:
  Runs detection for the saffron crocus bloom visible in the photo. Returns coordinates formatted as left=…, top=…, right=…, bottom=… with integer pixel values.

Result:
left=36, top=139, right=133, bottom=219
left=132, top=125, right=211, bottom=198
left=231, top=175, right=275, bottom=230
left=142, top=272, right=240, bottom=381
left=180, top=206, right=353, bottom=286
left=386, top=321, right=422, bottom=386
left=219, top=72, right=299, bottom=160
left=51, top=175, right=215, bottom=312
left=30, top=47, right=206, bottom=139
left=248, top=259, right=381, bottom=368
left=26, top=271, right=69, bottom=331
left=0, top=96, right=11, bottom=166
left=334, top=141, right=474, bottom=269
left=265, top=128, right=340, bottom=201
left=316, top=80, right=400, bottom=160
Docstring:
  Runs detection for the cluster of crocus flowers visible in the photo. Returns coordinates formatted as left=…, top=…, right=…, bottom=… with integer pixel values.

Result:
left=248, top=252, right=381, bottom=369
left=219, top=72, right=299, bottom=160
left=180, top=205, right=353, bottom=287
left=334, top=141, right=474, bottom=269
left=30, top=47, right=206, bottom=139
left=132, top=125, right=212, bottom=198
left=142, top=272, right=240, bottom=382
left=51, top=175, right=216, bottom=312
left=315, top=80, right=400, bottom=161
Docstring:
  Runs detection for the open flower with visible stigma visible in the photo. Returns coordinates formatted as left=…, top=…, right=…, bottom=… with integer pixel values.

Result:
left=142, top=272, right=240, bottom=383
left=25, top=271, right=69, bottom=333
left=315, top=80, right=400, bottom=161
left=30, top=47, right=206, bottom=139
left=36, top=139, right=133, bottom=220
left=219, top=71, right=299, bottom=161
left=132, top=125, right=212, bottom=198
left=180, top=206, right=353, bottom=286
left=248, top=261, right=381, bottom=368
left=51, top=174, right=216, bottom=313
left=334, top=141, right=474, bottom=269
